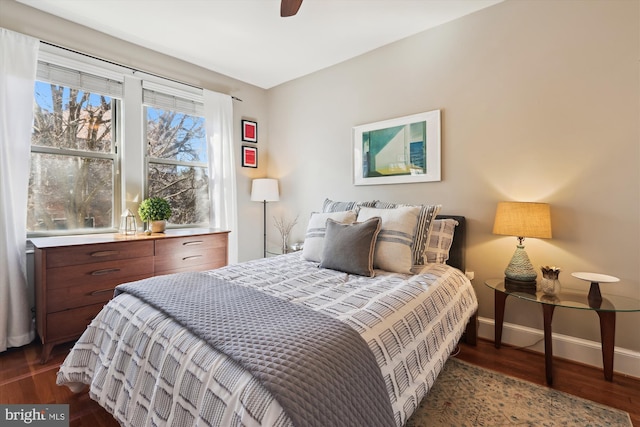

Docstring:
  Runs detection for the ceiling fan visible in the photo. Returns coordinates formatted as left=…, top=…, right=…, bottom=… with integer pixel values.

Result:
left=281, top=0, right=303, bottom=17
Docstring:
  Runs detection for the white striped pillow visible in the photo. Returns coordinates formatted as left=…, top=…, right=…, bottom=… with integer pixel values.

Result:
left=374, top=201, right=441, bottom=265
left=302, top=210, right=357, bottom=262
left=357, top=206, right=420, bottom=274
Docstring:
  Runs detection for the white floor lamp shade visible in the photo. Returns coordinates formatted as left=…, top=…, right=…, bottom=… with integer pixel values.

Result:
left=251, top=179, right=280, bottom=203
left=251, top=179, right=279, bottom=257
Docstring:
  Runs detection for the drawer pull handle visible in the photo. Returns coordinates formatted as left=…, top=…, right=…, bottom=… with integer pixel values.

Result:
left=91, top=250, right=119, bottom=257
left=183, top=255, right=203, bottom=261
left=183, top=240, right=204, bottom=246
left=90, top=287, right=116, bottom=296
left=91, top=268, right=120, bottom=276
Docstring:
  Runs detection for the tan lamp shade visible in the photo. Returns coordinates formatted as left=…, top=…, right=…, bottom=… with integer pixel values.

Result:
left=493, top=201, right=552, bottom=284
left=493, top=202, right=552, bottom=239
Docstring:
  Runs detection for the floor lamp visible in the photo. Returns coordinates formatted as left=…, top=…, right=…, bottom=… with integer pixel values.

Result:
left=250, top=179, right=280, bottom=257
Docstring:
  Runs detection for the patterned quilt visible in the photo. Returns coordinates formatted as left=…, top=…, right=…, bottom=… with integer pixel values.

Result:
left=114, top=272, right=395, bottom=427
left=57, top=252, right=478, bottom=427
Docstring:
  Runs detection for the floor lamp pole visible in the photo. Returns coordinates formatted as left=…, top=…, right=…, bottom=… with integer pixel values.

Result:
left=262, top=200, right=267, bottom=257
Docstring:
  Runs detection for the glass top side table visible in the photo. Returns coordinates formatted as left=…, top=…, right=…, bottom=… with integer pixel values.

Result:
left=485, top=278, right=640, bottom=385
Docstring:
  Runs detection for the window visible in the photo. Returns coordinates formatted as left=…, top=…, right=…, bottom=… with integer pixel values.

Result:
left=27, top=46, right=210, bottom=236
left=144, top=87, right=209, bottom=225
left=28, top=62, right=122, bottom=233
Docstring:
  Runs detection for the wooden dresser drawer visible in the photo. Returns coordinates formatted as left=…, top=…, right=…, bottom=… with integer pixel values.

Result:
left=45, top=240, right=154, bottom=268
left=154, top=233, right=227, bottom=256
left=46, top=303, right=106, bottom=342
left=154, top=232, right=228, bottom=275
left=46, top=256, right=154, bottom=291
left=154, top=247, right=227, bottom=275
left=47, top=270, right=153, bottom=313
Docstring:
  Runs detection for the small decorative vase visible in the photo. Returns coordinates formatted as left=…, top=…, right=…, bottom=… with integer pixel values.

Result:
left=150, top=220, right=166, bottom=233
left=281, top=232, right=289, bottom=255
left=540, top=266, right=561, bottom=296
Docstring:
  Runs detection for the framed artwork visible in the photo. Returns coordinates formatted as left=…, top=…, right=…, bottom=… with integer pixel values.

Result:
left=353, top=110, right=441, bottom=186
left=241, top=146, right=257, bottom=168
left=241, top=119, right=258, bottom=143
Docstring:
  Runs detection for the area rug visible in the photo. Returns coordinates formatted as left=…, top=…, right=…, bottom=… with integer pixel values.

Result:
left=405, top=358, right=631, bottom=427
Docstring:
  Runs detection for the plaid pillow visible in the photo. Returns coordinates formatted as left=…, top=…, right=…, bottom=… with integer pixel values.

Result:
left=425, top=218, right=458, bottom=264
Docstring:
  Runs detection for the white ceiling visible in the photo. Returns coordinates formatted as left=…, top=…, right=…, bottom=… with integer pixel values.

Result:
left=19, top=0, right=502, bottom=89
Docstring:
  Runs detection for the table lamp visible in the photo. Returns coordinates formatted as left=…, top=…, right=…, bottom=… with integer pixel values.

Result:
left=493, top=201, right=552, bottom=287
left=251, top=178, right=280, bottom=257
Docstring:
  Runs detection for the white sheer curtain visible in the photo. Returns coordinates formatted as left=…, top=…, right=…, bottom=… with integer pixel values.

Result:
left=203, top=90, right=238, bottom=264
left=0, top=28, right=39, bottom=351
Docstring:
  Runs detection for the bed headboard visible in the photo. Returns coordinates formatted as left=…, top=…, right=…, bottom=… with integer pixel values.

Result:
left=435, top=215, right=466, bottom=273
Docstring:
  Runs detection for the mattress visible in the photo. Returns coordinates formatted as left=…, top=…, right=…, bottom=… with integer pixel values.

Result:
left=57, top=252, right=478, bottom=426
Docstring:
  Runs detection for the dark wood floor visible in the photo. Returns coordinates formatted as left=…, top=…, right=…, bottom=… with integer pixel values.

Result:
left=1, top=338, right=638, bottom=426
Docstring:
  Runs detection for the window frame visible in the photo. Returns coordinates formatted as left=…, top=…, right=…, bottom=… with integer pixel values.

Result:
left=28, top=44, right=210, bottom=237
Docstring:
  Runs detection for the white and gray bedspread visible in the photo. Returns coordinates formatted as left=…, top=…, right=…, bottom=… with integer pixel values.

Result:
left=57, top=252, right=478, bottom=427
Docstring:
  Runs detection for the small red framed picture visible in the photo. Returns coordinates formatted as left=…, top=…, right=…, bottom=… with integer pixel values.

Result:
left=242, top=146, right=258, bottom=168
left=242, top=120, right=257, bottom=143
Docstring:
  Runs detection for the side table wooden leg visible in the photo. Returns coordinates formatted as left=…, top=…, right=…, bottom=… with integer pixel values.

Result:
left=494, top=290, right=508, bottom=349
left=542, top=304, right=556, bottom=385
left=596, top=311, right=616, bottom=381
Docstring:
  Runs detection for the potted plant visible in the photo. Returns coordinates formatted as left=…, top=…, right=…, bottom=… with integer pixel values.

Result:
left=138, top=197, right=172, bottom=233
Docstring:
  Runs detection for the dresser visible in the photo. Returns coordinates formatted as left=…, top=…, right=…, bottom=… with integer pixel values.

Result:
left=32, top=228, right=229, bottom=363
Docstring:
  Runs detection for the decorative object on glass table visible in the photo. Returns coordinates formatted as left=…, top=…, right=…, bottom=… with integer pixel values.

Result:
left=290, top=242, right=304, bottom=252
left=274, top=214, right=299, bottom=254
left=571, top=272, right=620, bottom=308
left=539, top=266, right=561, bottom=296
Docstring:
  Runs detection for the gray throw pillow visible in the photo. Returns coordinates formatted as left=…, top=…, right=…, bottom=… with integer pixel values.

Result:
left=319, top=217, right=381, bottom=277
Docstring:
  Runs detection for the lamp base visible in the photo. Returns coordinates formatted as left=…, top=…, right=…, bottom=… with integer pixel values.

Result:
left=504, top=244, right=538, bottom=282
left=504, top=277, right=537, bottom=293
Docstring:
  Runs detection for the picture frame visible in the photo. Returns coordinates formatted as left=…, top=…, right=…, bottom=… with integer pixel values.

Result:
left=353, top=110, right=441, bottom=185
left=241, top=146, right=258, bottom=168
left=241, top=119, right=258, bottom=143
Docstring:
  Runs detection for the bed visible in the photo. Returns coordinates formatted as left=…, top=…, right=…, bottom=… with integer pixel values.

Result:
left=57, top=208, right=478, bottom=427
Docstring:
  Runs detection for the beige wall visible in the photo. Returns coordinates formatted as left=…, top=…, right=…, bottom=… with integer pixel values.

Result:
left=267, top=0, right=640, bottom=351
left=0, top=0, right=271, bottom=262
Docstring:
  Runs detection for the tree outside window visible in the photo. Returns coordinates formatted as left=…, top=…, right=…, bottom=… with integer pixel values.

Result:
left=28, top=82, right=116, bottom=232
left=145, top=107, right=209, bottom=226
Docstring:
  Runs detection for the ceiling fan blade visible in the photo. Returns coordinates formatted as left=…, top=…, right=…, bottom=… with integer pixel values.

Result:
left=281, top=0, right=303, bottom=17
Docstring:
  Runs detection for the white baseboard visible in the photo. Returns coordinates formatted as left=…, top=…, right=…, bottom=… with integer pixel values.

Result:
left=477, top=316, right=640, bottom=379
